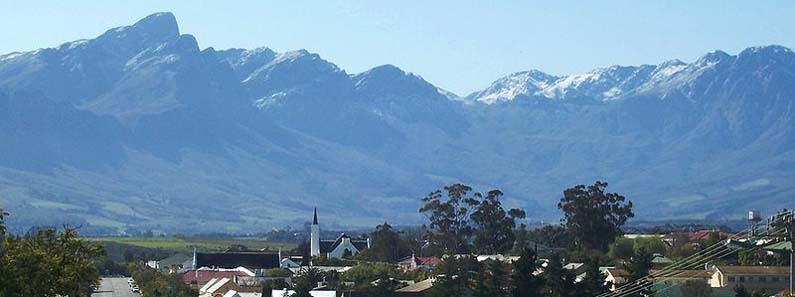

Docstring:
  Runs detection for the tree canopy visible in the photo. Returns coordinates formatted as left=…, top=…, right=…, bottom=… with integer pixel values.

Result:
left=470, top=190, right=526, bottom=254
left=620, top=247, right=654, bottom=297
left=0, top=226, right=104, bottom=297
left=131, top=264, right=196, bottom=297
left=558, top=181, right=634, bottom=252
left=292, top=268, right=324, bottom=297
left=420, top=184, right=478, bottom=254
left=365, top=222, right=403, bottom=262
left=420, top=184, right=526, bottom=255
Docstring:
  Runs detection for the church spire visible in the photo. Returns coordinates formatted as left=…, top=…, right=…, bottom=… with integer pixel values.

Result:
left=313, top=208, right=318, bottom=225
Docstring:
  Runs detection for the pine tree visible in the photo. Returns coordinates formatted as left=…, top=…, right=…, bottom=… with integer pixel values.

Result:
left=621, top=247, right=654, bottom=297
left=511, top=248, right=544, bottom=297
left=475, top=260, right=509, bottom=297
left=544, top=253, right=576, bottom=297
left=429, top=256, right=469, bottom=297
left=576, top=257, right=609, bottom=296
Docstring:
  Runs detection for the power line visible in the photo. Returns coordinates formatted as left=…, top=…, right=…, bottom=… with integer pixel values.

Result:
left=601, top=224, right=784, bottom=297
left=595, top=227, right=753, bottom=297
left=645, top=227, right=789, bottom=297
left=607, top=225, right=790, bottom=297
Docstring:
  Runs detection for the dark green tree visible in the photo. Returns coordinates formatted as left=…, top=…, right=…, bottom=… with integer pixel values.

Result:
left=512, top=223, right=531, bottom=254
left=262, top=281, right=274, bottom=297
left=558, top=181, right=634, bottom=252
left=608, top=237, right=635, bottom=262
left=633, top=237, right=667, bottom=256
left=123, top=249, right=135, bottom=263
left=0, top=207, right=7, bottom=252
left=511, top=248, right=544, bottom=297
left=0, top=227, right=105, bottom=297
left=343, top=263, right=398, bottom=286
left=680, top=280, right=713, bottom=297
left=734, top=285, right=751, bottom=297
left=576, top=257, right=610, bottom=296
left=470, top=189, right=526, bottom=254
left=621, top=247, right=654, bottom=297
left=473, top=272, right=489, bottom=297
left=528, top=224, right=571, bottom=249
left=292, top=268, right=323, bottom=297
left=322, top=270, right=345, bottom=291
left=0, top=207, right=7, bottom=236
left=751, top=289, right=767, bottom=297
left=544, top=253, right=576, bottom=297
left=475, top=260, right=509, bottom=297
left=430, top=256, right=472, bottom=297
left=369, top=222, right=402, bottom=262
left=420, top=184, right=478, bottom=254
left=131, top=264, right=196, bottom=297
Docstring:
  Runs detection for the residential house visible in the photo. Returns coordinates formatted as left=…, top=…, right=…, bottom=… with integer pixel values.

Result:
left=651, top=254, right=674, bottom=268
left=222, top=290, right=262, bottom=297
left=190, top=249, right=281, bottom=273
left=394, top=278, right=435, bottom=297
left=473, top=254, right=521, bottom=263
left=709, top=265, right=790, bottom=294
left=183, top=266, right=255, bottom=288
left=198, top=276, right=265, bottom=297
left=604, top=268, right=711, bottom=291
left=398, top=255, right=442, bottom=272
left=199, top=277, right=240, bottom=297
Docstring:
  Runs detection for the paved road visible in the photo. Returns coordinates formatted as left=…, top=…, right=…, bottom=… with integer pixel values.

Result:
left=92, top=277, right=140, bottom=297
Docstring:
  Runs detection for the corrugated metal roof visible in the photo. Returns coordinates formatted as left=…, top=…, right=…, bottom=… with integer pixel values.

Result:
left=195, top=252, right=280, bottom=270
left=764, top=240, right=792, bottom=251
left=396, top=278, right=434, bottom=292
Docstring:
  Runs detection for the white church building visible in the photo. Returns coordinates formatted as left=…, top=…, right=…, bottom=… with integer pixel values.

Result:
left=310, top=208, right=370, bottom=259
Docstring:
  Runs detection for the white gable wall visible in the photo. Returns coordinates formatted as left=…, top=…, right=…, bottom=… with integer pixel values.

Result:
left=327, top=237, right=360, bottom=258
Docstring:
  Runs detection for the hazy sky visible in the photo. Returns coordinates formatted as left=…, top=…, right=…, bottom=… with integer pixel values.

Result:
left=2, top=1, right=793, bottom=94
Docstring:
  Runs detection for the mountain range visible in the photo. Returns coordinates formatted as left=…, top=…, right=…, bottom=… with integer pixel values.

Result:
left=1, top=12, right=794, bottom=234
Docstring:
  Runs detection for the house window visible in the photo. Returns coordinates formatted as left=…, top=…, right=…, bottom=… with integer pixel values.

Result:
left=772, top=277, right=780, bottom=282
left=759, top=276, right=766, bottom=282
left=728, top=276, right=736, bottom=282
left=738, top=276, right=745, bottom=282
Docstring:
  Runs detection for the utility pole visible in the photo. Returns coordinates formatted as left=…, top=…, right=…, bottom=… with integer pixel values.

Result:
left=789, top=217, right=793, bottom=297
left=769, top=209, right=794, bottom=295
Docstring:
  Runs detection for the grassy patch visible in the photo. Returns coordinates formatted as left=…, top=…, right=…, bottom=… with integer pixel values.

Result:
left=101, top=201, right=140, bottom=217
left=29, top=199, right=86, bottom=211
left=77, top=214, right=126, bottom=228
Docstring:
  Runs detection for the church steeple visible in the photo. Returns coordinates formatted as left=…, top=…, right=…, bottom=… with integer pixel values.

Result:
left=310, top=208, right=320, bottom=257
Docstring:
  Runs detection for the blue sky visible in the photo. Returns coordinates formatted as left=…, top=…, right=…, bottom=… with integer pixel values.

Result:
left=2, top=1, right=793, bottom=95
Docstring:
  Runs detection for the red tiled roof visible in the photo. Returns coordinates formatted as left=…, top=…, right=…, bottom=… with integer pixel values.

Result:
left=415, top=256, right=442, bottom=266
left=182, top=270, right=250, bottom=283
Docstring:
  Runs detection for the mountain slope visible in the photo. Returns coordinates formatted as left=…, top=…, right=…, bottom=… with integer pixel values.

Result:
left=1, top=13, right=794, bottom=234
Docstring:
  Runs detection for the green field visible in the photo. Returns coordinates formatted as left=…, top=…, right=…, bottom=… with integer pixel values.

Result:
left=86, top=236, right=297, bottom=253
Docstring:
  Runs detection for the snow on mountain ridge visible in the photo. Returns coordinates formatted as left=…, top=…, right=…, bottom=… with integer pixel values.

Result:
left=468, top=70, right=559, bottom=104
left=470, top=46, right=793, bottom=104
